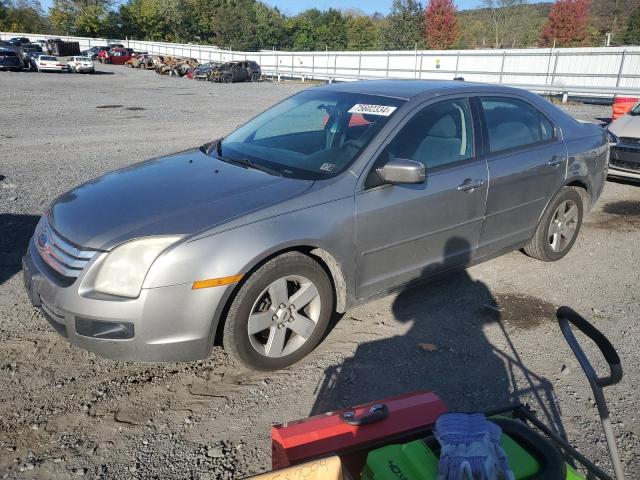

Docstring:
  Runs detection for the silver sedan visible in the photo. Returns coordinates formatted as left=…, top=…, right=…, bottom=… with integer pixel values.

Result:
left=23, top=80, right=608, bottom=370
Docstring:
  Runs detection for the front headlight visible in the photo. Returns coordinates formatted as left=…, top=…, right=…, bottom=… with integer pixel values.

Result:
left=94, top=236, right=183, bottom=298
left=606, top=129, right=618, bottom=145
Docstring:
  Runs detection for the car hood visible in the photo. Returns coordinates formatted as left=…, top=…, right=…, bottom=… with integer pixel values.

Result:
left=608, top=114, right=640, bottom=138
left=49, top=149, right=314, bottom=250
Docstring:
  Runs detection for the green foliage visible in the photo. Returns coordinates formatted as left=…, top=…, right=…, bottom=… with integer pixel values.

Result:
left=346, top=14, right=383, bottom=50
left=626, top=6, right=640, bottom=44
left=4, top=0, right=49, bottom=33
left=287, top=8, right=347, bottom=51
left=254, top=2, right=287, bottom=49
left=384, top=0, right=425, bottom=49
left=49, top=0, right=112, bottom=36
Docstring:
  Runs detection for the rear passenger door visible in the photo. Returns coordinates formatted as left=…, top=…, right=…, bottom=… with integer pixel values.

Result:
left=475, top=96, right=567, bottom=257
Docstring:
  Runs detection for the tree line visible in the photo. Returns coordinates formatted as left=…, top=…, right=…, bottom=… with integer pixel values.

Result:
left=2, top=0, right=640, bottom=51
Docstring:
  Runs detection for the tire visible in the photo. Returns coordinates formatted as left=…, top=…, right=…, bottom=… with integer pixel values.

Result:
left=250, top=72, right=260, bottom=82
left=523, top=187, right=584, bottom=262
left=223, top=252, right=334, bottom=371
left=222, top=73, right=233, bottom=83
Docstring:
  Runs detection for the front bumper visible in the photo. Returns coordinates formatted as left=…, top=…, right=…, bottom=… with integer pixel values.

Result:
left=22, top=238, right=229, bottom=362
left=609, top=144, right=640, bottom=181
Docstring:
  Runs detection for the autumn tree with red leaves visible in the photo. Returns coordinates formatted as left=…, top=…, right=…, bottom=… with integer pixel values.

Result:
left=424, top=0, right=460, bottom=49
left=539, top=0, right=592, bottom=47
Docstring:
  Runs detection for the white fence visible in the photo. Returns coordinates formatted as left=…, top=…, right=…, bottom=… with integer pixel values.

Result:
left=3, top=31, right=640, bottom=98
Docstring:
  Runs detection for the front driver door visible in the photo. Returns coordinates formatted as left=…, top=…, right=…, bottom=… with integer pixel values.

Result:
left=355, top=97, right=489, bottom=299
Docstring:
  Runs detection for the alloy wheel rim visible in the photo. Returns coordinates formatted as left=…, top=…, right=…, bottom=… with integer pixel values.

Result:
left=247, top=275, right=321, bottom=358
left=548, top=200, right=579, bottom=252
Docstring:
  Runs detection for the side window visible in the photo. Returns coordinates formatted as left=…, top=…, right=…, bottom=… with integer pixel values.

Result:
left=386, top=98, right=474, bottom=170
left=480, top=97, right=554, bottom=153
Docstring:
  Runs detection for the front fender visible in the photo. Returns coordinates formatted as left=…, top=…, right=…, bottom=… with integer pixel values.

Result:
left=144, top=196, right=355, bottom=297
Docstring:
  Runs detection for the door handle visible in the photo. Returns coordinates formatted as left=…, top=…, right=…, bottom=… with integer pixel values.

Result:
left=457, top=178, right=484, bottom=192
left=548, top=156, right=564, bottom=167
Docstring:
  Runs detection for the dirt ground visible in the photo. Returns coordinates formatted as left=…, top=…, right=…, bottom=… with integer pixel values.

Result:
left=1, top=65, right=639, bottom=479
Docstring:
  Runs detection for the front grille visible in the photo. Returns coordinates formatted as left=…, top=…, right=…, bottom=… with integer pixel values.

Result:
left=619, top=137, right=640, bottom=145
left=610, top=158, right=640, bottom=172
left=35, top=218, right=98, bottom=280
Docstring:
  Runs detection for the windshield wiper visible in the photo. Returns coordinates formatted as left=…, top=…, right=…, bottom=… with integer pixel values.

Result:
left=227, top=157, right=283, bottom=177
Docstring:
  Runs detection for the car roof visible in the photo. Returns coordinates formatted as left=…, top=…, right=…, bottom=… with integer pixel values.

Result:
left=315, top=79, right=520, bottom=100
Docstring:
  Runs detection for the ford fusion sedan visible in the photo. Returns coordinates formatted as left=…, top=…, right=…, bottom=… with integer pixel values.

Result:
left=23, top=80, right=608, bottom=370
left=607, top=102, right=640, bottom=181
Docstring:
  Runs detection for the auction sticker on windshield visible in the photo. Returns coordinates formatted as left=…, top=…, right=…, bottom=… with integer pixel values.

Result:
left=348, top=104, right=397, bottom=116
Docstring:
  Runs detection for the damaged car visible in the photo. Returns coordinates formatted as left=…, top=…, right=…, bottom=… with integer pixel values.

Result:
left=607, top=102, right=640, bottom=182
left=208, top=61, right=261, bottom=83
left=23, top=81, right=607, bottom=371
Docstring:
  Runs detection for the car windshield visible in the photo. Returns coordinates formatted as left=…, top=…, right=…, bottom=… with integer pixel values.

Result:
left=76, top=57, right=91, bottom=61
left=217, top=90, right=404, bottom=180
left=629, top=103, right=640, bottom=116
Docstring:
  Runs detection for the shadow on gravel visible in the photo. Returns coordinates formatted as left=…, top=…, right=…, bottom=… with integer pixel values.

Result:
left=0, top=214, right=40, bottom=285
left=312, top=237, right=566, bottom=438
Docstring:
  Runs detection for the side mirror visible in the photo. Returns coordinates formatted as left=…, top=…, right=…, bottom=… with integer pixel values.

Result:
left=376, top=157, right=425, bottom=185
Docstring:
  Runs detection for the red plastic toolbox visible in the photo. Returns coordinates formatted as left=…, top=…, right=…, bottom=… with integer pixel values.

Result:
left=271, top=391, right=447, bottom=470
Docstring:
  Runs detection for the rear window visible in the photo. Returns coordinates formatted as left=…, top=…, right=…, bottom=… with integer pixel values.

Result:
left=480, top=97, right=554, bottom=153
left=40, top=56, right=57, bottom=61
left=0, top=51, right=17, bottom=57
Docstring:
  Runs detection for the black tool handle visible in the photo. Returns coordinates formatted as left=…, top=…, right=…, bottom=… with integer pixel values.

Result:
left=556, top=306, right=623, bottom=387
left=341, top=404, right=388, bottom=426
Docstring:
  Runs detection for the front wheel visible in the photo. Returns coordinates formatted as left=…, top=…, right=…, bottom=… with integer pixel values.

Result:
left=222, top=73, right=233, bottom=83
left=523, top=187, right=584, bottom=262
left=250, top=72, right=260, bottom=82
left=222, top=252, right=334, bottom=371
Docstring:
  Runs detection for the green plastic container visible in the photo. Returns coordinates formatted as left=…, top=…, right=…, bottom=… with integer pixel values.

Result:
left=362, top=433, right=584, bottom=480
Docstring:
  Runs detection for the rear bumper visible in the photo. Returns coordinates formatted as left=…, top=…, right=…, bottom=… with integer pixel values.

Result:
left=22, top=238, right=229, bottom=362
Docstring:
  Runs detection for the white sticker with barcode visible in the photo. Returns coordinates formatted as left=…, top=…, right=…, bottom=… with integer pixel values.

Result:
left=348, top=104, right=397, bottom=116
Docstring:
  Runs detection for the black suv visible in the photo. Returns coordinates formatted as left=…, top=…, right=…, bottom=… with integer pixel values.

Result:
left=209, top=61, right=261, bottom=83
left=0, top=49, right=22, bottom=71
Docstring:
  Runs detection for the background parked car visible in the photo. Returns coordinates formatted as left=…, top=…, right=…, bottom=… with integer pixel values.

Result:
left=18, top=43, right=43, bottom=68
left=81, top=46, right=110, bottom=60
left=208, top=60, right=261, bottom=83
left=189, top=61, right=222, bottom=80
left=34, top=55, right=69, bottom=73
left=67, top=56, right=95, bottom=73
left=26, top=50, right=44, bottom=70
left=607, top=103, right=640, bottom=182
left=7, top=36, right=30, bottom=46
left=100, top=48, right=132, bottom=65
left=0, top=48, right=22, bottom=71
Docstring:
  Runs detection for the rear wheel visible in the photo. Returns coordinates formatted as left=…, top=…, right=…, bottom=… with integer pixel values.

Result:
left=523, top=187, right=584, bottom=262
left=223, top=252, right=334, bottom=371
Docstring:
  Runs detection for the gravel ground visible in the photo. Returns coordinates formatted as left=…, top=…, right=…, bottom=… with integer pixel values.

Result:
left=1, top=65, right=639, bottom=479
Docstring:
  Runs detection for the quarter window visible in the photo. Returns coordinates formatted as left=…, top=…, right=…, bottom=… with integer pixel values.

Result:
left=386, top=98, right=474, bottom=170
left=480, top=97, right=554, bottom=153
